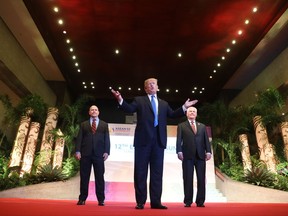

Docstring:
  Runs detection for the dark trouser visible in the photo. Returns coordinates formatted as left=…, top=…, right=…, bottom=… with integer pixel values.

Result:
left=134, top=127, right=164, bottom=206
left=79, top=155, right=105, bottom=202
left=182, top=155, right=206, bottom=205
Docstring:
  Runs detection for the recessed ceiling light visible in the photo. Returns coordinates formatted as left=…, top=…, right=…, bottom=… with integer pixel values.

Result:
left=69, top=48, right=73, bottom=52
left=115, top=49, right=119, bottom=54
left=58, top=19, right=64, bottom=25
left=178, top=53, right=182, bottom=57
left=66, top=39, right=70, bottom=44
left=252, top=7, right=258, bottom=13
left=245, top=19, right=250, bottom=25
left=53, top=7, right=59, bottom=13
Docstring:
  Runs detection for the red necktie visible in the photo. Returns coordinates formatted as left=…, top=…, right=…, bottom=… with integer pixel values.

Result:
left=191, top=121, right=197, bottom=134
left=92, top=118, right=96, bottom=134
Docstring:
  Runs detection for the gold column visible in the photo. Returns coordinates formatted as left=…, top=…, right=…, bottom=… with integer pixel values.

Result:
left=52, top=129, right=65, bottom=168
left=280, top=122, right=288, bottom=161
left=38, top=107, right=59, bottom=168
left=253, top=115, right=277, bottom=173
left=20, top=122, right=40, bottom=176
left=239, top=134, right=252, bottom=172
left=8, top=116, right=31, bottom=169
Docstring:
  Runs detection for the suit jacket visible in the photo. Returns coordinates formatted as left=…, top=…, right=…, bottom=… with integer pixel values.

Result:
left=121, top=95, right=185, bottom=148
left=76, top=119, right=110, bottom=157
left=176, top=120, right=211, bottom=160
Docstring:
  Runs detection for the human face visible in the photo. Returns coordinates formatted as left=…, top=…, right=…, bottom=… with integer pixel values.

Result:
left=144, top=78, right=158, bottom=95
left=89, top=105, right=99, bottom=118
left=186, top=107, right=197, bottom=120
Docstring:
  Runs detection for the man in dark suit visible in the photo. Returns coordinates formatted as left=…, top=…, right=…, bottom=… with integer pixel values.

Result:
left=176, top=106, right=212, bottom=208
left=75, top=105, right=110, bottom=206
left=111, top=78, right=197, bottom=209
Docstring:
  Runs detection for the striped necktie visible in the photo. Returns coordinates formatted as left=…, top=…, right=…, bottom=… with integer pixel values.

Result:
left=92, top=118, right=96, bottom=134
left=191, top=121, right=197, bottom=134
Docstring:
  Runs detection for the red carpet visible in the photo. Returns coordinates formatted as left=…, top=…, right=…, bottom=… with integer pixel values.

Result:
left=1, top=198, right=287, bottom=216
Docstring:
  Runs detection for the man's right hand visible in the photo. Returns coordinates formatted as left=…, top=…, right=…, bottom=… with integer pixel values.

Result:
left=111, top=89, right=123, bottom=102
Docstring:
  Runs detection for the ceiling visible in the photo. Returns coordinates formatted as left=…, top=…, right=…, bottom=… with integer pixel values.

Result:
left=4, top=0, right=288, bottom=105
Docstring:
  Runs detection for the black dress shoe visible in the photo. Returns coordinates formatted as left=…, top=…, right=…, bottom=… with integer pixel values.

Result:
left=196, top=204, right=205, bottom=207
left=151, top=204, right=168, bottom=209
left=77, top=200, right=85, bottom=205
left=98, top=202, right=105, bottom=206
left=135, top=203, right=144, bottom=209
left=184, top=203, right=191, bottom=207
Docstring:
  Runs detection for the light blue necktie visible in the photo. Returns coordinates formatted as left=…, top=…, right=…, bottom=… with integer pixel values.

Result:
left=151, top=95, right=158, bottom=127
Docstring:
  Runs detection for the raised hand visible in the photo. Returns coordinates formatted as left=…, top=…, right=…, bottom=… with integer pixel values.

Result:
left=184, top=98, right=198, bottom=109
left=111, top=89, right=123, bottom=102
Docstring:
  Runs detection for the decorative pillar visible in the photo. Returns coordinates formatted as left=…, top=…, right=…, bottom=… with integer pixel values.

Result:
left=52, top=129, right=65, bottom=169
left=239, top=134, right=252, bottom=172
left=38, top=107, right=59, bottom=168
left=253, top=115, right=277, bottom=173
left=20, top=122, right=40, bottom=176
left=8, top=116, right=31, bottom=169
left=280, top=122, right=288, bottom=161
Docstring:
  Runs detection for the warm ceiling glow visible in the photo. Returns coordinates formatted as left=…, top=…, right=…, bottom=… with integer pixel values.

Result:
left=58, top=19, right=64, bottom=25
left=178, top=53, right=182, bottom=57
left=66, top=39, right=70, bottom=44
left=221, top=56, right=225, bottom=60
left=69, top=48, right=73, bottom=52
left=63, top=30, right=67, bottom=34
left=213, top=70, right=216, bottom=73
left=238, top=30, right=243, bottom=35
left=226, top=48, right=230, bottom=52
left=77, top=69, right=81, bottom=72
left=232, top=40, right=236, bottom=44
left=115, top=49, right=119, bottom=54
left=245, top=19, right=250, bottom=25
left=72, top=55, right=76, bottom=59
left=82, top=82, right=86, bottom=85
left=252, top=7, right=258, bottom=13
left=53, top=7, right=59, bottom=13
left=75, top=62, right=79, bottom=66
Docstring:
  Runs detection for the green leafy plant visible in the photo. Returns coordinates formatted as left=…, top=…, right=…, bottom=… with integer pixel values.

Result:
left=36, top=164, right=67, bottom=182
left=244, top=159, right=275, bottom=187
